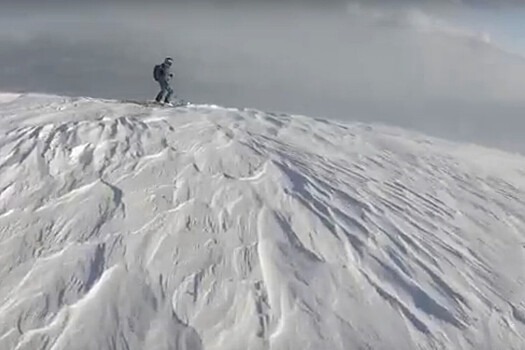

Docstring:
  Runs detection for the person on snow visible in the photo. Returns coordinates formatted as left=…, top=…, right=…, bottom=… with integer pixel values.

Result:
left=153, top=57, right=175, bottom=105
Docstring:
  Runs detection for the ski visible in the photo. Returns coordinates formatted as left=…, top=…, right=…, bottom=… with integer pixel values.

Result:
left=122, top=99, right=192, bottom=108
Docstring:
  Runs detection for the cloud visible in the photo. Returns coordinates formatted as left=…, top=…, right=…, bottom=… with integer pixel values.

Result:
left=346, top=3, right=492, bottom=43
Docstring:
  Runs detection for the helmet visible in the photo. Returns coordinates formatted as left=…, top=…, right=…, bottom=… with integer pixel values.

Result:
left=164, top=57, right=173, bottom=66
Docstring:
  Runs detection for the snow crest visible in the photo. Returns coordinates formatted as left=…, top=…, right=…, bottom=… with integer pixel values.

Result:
left=0, top=94, right=524, bottom=350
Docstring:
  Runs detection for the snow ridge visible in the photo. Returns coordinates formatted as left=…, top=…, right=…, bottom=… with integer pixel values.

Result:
left=0, top=94, right=524, bottom=350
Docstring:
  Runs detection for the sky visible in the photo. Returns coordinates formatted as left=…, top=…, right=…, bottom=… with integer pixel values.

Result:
left=1, top=1, right=525, bottom=153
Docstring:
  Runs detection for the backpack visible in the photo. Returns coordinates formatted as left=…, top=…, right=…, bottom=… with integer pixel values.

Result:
left=153, top=64, right=163, bottom=82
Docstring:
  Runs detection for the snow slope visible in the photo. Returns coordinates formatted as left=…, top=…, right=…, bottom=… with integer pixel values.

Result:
left=0, top=93, right=524, bottom=350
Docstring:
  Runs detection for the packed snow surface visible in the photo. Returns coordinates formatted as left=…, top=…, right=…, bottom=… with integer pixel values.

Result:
left=0, top=94, right=524, bottom=350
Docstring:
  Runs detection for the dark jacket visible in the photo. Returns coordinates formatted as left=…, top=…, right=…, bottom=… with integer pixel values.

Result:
left=159, top=62, right=173, bottom=84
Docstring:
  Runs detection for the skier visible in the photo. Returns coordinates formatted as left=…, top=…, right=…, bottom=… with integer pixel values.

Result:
left=153, top=57, right=175, bottom=105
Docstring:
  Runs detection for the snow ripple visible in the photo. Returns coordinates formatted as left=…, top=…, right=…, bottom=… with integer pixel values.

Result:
left=0, top=95, right=524, bottom=350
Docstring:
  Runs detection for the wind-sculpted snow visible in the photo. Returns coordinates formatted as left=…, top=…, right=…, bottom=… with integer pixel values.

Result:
left=0, top=93, right=524, bottom=350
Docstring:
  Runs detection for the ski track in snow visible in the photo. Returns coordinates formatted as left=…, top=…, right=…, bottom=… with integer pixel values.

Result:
left=0, top=94, right=524, bottom=350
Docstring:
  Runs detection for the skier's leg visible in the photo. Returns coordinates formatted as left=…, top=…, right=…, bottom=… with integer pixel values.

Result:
left=155, top=81, right=167, bottom=102
left=164, top=85, right=174, bottom=103
left=155, top=91, right=164, bottom=103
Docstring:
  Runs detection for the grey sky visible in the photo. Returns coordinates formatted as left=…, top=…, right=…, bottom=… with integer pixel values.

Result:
left=1, top=2, right=525, bottom=153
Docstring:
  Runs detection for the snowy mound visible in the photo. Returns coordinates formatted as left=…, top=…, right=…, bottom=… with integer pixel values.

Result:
left=0, top=94, right=524, bottom=350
